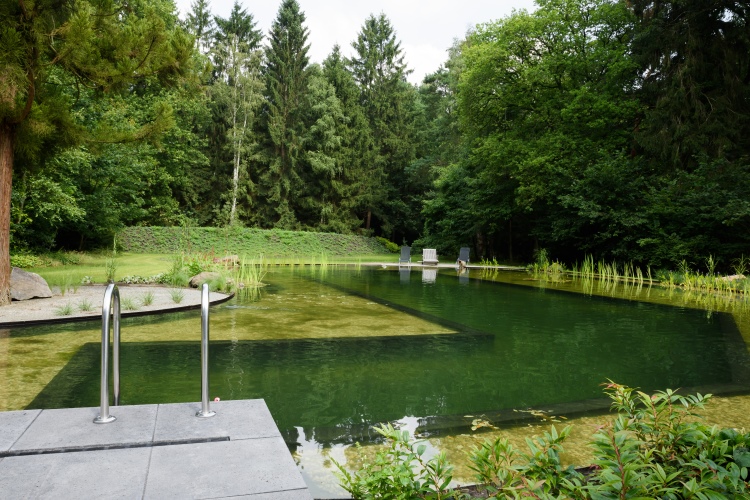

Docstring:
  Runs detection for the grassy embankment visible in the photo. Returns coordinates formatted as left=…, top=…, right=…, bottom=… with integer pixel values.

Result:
left=18, top=227, right=393, bottom=286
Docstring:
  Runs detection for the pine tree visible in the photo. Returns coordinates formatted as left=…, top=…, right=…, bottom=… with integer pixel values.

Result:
left=185, top=0, right=215, bottom=53
left=212, top=1, right=263, bottom=78
left=259, top=0, right=311, bottom=229
left=0, top=0, right=192, bottom=305
left=348, top=14, right=420, bottom=240
left=297, top=65, right=345, bottom=229
left=322, top=46, right=380, bottom=232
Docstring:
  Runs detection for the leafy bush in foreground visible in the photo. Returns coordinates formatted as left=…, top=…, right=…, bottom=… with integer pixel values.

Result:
left=335, top=383, right=750, bottom=499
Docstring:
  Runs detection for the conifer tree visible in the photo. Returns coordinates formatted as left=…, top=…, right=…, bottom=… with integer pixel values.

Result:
left=0, top=0, right=192, bottom=305
left=185, top=0, right=215, bottom=53
left=259, top=0, right=311, bottom=228
left=349, top=14, right=420, bottom=239
left=297, top=65, right=345, bottom=229
left=322, top=46, right=381, bottom=232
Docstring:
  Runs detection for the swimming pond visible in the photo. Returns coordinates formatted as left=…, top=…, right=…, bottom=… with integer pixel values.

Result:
left=3, top=267, right=750, bottom=497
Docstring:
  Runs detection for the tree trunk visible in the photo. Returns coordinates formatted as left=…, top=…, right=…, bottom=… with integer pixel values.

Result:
left=508, top=218, right=513, bottom=263
left=366, top=210, right=372, bottom=230
left=0, top=124, right=14, bottom=306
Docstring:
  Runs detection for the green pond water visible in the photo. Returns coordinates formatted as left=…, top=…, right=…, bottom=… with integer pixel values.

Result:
left=3, top=267, right=750, bottom=497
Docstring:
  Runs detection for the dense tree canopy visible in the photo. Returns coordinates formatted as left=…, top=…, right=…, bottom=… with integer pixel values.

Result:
left=5, top=0, right=750, bottom=296
left=0, top=0, right=192, bottom=304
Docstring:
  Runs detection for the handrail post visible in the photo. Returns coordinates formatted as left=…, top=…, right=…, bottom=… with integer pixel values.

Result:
left=196, top=283, right=216, bottom=418
left=94, top=283, right=120, bottom=424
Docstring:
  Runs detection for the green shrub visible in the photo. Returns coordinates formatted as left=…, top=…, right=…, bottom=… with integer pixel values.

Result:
left=334, top=423, right=462, bottom=499
left=375, top=237, right=400, bottom=253
left=10, top=254, right=42, bottom=268
left=337, top=383, right=750, bottom=499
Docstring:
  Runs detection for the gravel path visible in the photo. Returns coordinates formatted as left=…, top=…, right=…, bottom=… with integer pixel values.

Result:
left=0, top=285, right=231, bottom=326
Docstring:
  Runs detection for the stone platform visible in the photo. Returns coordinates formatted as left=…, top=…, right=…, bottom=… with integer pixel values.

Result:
left=0, top=399, right=311, bottom=499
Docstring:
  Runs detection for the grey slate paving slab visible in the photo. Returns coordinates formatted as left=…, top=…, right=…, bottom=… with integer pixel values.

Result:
left=0, top=446, right=151, bottom=498
left=154, top=399, right=280, bottom=442
left=0, top=401, right=311, bottom=499
left=144, top=437, right=308, bottom=499
left=10, top=404, right=158, bottom=452
left=0, top=409, right=40, bottom=452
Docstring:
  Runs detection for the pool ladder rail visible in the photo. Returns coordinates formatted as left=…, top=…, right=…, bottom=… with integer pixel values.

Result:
left=94, top=283, right=216, bottom=423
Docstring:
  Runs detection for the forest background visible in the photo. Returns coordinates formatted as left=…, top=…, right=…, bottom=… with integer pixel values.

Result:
left=3, top=0, right=750, bottom=273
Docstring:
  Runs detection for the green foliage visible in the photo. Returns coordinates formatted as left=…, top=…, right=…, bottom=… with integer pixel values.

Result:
left=258, top=0, right=311, bottom=229
left=334, top=423, right=463, bottom=500
left=469, top=425, right=583, bottom=498
left=54, top=302, right=74, bottom=316
left=339, top=384, right=750, bottom=499
left=117, top=227, right=390, bottom=256
left=8, top=0, right=750, bottom=276
left=77, top=299, right=94, bottom=312
left=121, top=297, right=139, bottom=311
left=376, top=237, right=399, bottom=253
left=349, top=13, right=423, bottom=242
left=104, top=258, right=117, bottom=283
left=163, top=254, right=190, bottom=287
left=168, top=288, right=185, bottom=304
left=140, top=291, right=155, bottom=306
left=10, top=254, right=43, bottom=269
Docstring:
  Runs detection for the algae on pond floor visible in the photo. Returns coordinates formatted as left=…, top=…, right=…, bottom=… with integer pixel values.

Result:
left=0, top=272, right=453, bottom=411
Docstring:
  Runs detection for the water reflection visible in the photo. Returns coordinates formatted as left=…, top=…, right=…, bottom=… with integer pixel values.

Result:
left=5, top=267, right=750, bottom=498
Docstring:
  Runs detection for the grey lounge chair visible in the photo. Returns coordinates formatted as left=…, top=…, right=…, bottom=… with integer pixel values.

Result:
left=456, top=247, right=470, bottom=266
left=399, top=246, right=411, bottom=266
left=422, top=248, right=439, bottom=266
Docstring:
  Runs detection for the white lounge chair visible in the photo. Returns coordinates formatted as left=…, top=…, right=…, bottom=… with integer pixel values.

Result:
left=422, top=249, right=439, bottom=266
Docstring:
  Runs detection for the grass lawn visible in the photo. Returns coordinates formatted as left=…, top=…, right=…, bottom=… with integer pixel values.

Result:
left=28, top=251, right=396, bottom=288
left=30, top=253, right=172, bottom=287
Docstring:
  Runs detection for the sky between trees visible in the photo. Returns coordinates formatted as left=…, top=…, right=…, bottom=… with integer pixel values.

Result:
left=172, top=0, right=537, bottom=83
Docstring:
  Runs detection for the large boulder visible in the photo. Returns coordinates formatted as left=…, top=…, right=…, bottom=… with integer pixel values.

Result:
left=189, top=272, right=221, bottom=288
left=10, top=267, right=53, bottom=301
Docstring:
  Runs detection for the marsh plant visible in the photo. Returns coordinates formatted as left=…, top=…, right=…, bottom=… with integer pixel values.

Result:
left=337, top=383, right=750, bottom=499
left=206, top=274, right=229, bottom=293
left=121, top=297, right=139, bottom=311
left=236, top=255, right=268, bottom=288
left=169, top=288, right=184, bottom=304
left=140, top=291, right=155, bottom=306
left=77, top=299, right=94, bottom=312
left=105, top=257, right=117, bottom=283
left=163, top=254, right=190, bottom=287
left=54, top=302, right=74, bottom=316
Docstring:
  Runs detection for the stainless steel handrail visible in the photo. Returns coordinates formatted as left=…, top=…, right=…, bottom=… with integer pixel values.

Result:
left=94, top=283, right=120, bottom=424
left=196, top=283, right=216, bottom=418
